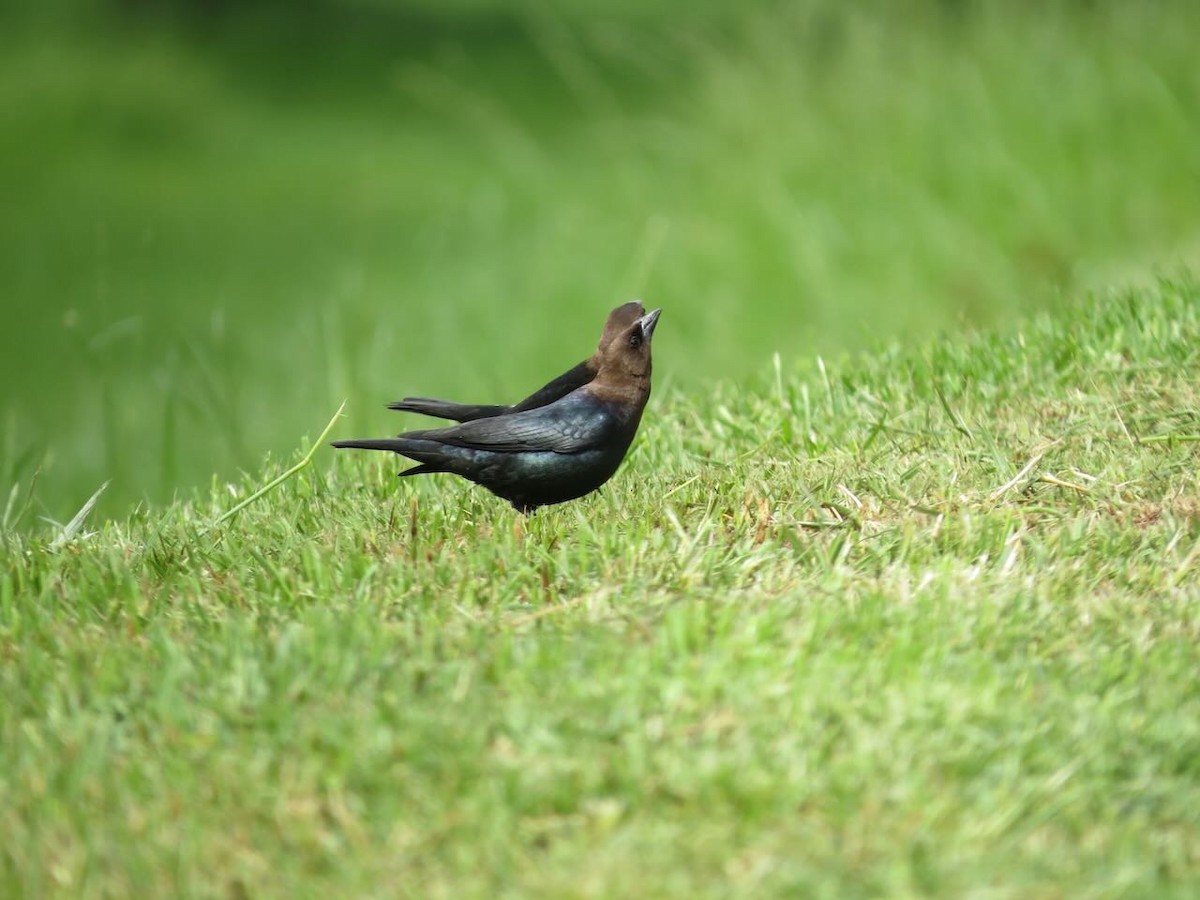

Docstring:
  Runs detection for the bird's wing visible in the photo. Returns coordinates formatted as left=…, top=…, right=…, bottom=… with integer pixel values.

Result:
left=510, top=361, right=594, bottom=413
left=432, top=399, right=615, bottom=454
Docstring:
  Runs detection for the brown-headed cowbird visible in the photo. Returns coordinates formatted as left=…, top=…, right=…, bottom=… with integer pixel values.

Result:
left=332, top=308, right=661, bottom=513
left=388, top=300, right=645, bottom=422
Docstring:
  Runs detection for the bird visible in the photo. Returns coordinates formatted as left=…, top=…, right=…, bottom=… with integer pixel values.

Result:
left=387, top=300, right=645, bottom=422
left=332, top=307, right=662, bottom=513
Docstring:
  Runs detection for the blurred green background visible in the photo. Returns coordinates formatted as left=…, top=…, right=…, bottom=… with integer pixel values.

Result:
left=2, top=0, right=1198, bottom=524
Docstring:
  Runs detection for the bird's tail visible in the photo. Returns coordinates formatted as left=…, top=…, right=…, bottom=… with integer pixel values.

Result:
left=331, top=437, right=454, bottom=476
left=331, top=438, right=411, bottom=453
left=387, top=397, right=507, bottom=423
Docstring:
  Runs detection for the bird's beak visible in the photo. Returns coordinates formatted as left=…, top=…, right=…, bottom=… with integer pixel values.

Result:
left=638, top=308, right=662, bottom=339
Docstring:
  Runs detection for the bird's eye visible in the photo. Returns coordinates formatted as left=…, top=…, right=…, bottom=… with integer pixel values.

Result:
left=628, top=331, right=643, bottom=349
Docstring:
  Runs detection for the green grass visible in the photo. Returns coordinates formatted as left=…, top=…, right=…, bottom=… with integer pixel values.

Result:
left=3, top=0, right=1200, bottom=521
left=3, top=278, right=1199, bottom=896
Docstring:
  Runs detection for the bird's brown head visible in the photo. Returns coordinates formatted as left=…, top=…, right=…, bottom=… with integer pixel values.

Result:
left=595, top=300, right=646, bottom=354
left=591, top=308, right=662, bottom=402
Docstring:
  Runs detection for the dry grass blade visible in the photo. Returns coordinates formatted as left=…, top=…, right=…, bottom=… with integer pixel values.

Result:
left=47, top=480, right=110, bottom=550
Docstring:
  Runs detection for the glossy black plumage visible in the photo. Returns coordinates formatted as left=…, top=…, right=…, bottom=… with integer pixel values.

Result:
left=333, top=307, right=662, bottom=513
left=387, top=300, right=645, bottom=422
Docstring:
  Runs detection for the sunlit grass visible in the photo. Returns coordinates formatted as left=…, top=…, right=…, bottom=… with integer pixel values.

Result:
left=2, top=278, right=1199, bottom=895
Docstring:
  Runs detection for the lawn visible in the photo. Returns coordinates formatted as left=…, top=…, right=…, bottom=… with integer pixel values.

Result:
left=3, top=278, right=1199, bottom=895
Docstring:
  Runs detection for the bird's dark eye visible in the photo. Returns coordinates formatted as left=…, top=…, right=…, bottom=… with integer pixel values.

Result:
left=628, top=331, right=643, bottom=349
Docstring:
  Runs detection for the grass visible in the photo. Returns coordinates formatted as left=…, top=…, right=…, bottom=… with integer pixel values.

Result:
left=3, top=0, right=1200, bottom=520
left=3, top=277, right=1199, bottom=896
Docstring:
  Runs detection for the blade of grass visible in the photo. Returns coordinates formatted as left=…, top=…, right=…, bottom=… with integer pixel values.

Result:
left=47, top=480, right=110, bottom=550
left=934, top=382, right=974, bottom=442
left=209, top=401, right=346, bottom=529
